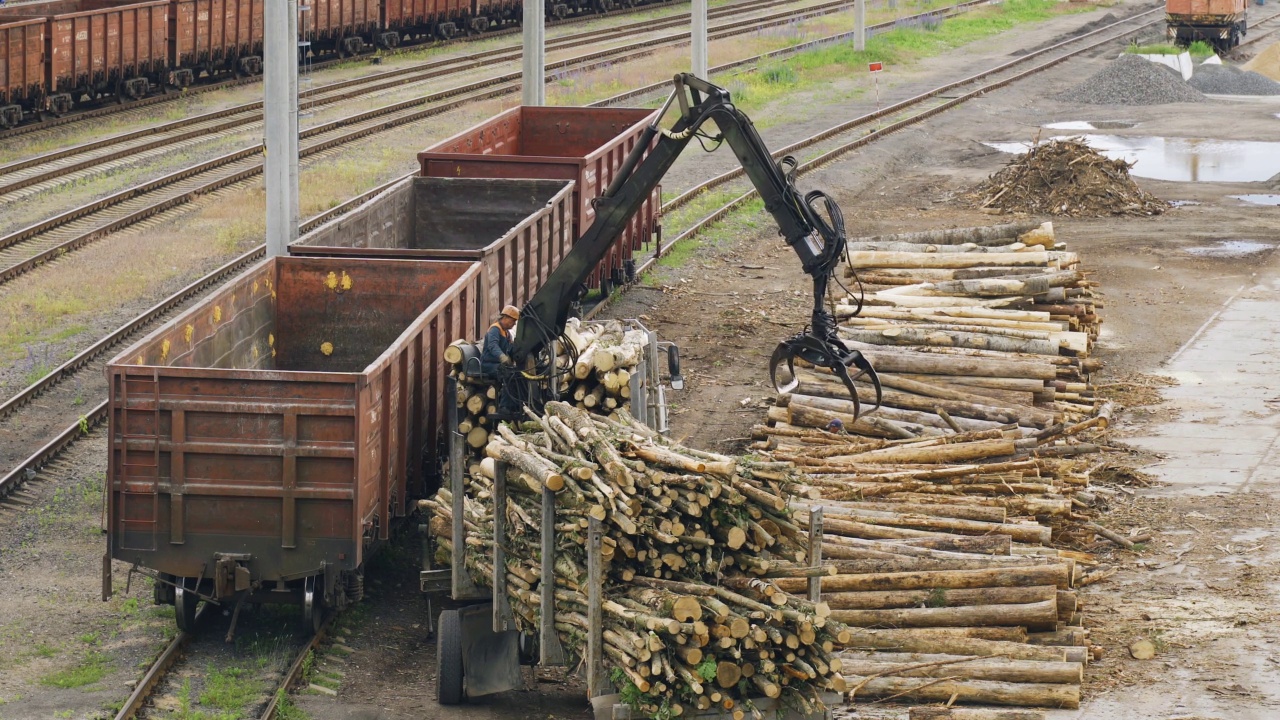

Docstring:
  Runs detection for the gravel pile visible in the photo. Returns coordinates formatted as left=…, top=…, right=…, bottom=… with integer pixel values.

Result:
left=1243, top=42, right=1280, bottom=81
left=1057, top=54, right=1207, bottom=105
left=1190, top=64, right=1280, bottom=95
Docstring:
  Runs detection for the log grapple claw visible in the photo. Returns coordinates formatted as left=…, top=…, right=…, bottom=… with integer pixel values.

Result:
left=769, top=331, right=881, bottom=423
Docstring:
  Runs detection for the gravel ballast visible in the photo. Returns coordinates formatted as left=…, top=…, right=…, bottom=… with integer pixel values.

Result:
left=1189, top=64, right=1280, bottom=95
left=1058, top=54, right=1207, bottom=105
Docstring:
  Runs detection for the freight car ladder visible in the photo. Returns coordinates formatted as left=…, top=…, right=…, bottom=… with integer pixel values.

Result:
left=117, top=369, right=161, bottom=552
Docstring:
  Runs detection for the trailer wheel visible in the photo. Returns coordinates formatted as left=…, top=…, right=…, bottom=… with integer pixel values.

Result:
left=175, top=585, right=199, bottom=634
left=436, top=609, right=464, bottom=705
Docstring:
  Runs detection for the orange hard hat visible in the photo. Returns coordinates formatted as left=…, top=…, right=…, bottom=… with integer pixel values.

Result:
left=501, top=305, right=520, bottom=321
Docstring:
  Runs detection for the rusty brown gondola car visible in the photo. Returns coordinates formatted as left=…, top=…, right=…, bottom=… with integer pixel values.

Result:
left=0, top=16, right=45, bottom=127
left=104, top=258, right=484, bottom=632
left=418, top=106, right=662, bottom=294
left=1167, top=0, right=1247, bottom=50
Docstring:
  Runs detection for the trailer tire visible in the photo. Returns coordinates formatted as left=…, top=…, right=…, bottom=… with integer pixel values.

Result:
left=437, top=610, right=465, bottom=704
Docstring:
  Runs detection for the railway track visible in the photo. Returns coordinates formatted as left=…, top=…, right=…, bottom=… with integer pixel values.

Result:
left=0, top=0, right=707, bottom=142
left=0, top=0, right=794, bottom=199
left=0, top=0, right=881, bottom=290
left=111, top=604, right=333, bottom=720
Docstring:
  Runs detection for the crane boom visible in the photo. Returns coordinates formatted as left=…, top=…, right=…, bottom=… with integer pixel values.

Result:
left=512, top=74, right=880, bottom=418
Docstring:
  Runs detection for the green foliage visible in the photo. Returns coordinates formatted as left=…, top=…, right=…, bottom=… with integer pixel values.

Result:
left=926, top=587, right=947, bottom=608
left=273, top=690, right=312, bottom=720
left=199, top=665, right=263, bottom=716
left=34, top=644, right=58, bottom=658
left=1126, top=40, right=1216, bottom=58
left=41, top=652, right=109, bottom=689
left=759, top=63, right=798, bottom=86
left=78, top=632, right=100, bottom=646
left=696, top=658, right=717, bottom=682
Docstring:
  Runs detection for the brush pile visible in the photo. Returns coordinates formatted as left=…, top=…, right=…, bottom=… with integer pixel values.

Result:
left=753, top=221, right=1123, bottom=712
left=424, top=402, right=851, bottom=718
left=972, top=139, right=1168, bottom=217
left=446, top=319, right=647, bottom=450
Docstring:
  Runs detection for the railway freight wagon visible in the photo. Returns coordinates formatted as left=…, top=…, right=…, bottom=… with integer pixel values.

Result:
left=303, top=0, right=383, bottom=54
left=418, top=106, right=662, bottom=294
left=289, top=176, right=575, bottom=325
left=381, top=0, right=471, bottom=42
left=0, top=16, right=45, bottom=127
left=5, top=0, right=170, bottom=114
left=168, top=0, right=264, bottom=84
left=104, top=257, right=483, bottom=632
left=1167, top=0, right=1247, bottom=50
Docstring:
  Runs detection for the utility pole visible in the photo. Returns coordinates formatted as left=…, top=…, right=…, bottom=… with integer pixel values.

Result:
left=854, top=0, right=866, bottom=52
left=265, top=0, right=300, bottom=257
left=522, top=0, right=545, bottom=105
left=692, top=0, right=708, bottom=80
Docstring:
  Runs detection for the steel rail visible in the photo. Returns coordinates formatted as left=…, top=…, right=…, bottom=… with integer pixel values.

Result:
left=0, top=0, right=790, bottom=194
left=0, top=0, right=718, bottom=142
left=0, top=0, right=879, bottom=288
left=111, top=605, right=211, bottom=720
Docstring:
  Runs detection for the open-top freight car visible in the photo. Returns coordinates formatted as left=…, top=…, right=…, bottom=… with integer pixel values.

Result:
left=1167, top=0, right=1247, bottom=50
left=103, top=257, right=484, bottom=632
left=168, top=0, right=264, bottom=84
left=0, top=0, right=169, bottom=115
left=0, top=15, right=45, bottom=127
left=418, top=105, right=662, bottom=296
left=289, top=175, right=576, bottom=325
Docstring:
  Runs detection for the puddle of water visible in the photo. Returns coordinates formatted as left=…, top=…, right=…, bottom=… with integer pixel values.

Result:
left=1044, top=120, right=1136, bottom=130
left=1185, top=240, right=1275, bottom=257
left=1232, top=194, right=1280, bottom=206
left=986, top=135, right=1280, bottom=182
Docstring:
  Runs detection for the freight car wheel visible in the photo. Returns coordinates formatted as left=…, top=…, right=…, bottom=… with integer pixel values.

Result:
left=175, top=585, right=199, bottom=633
left=436, top=609, right=464, bottom=705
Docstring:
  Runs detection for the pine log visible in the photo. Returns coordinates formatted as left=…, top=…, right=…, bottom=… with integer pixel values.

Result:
left=841, top=327, right=1061, bottom=358
left=845, top=251, right=1062, bottom=270
left=843, top=348, right=1058, bottom=380
left=824, top=585, right=1056, bottom=610
left=850, top=222, right=1041, bottom=246
left=775, top=565, right=1072, bottom=594
left=910, top=709, right=1046, bottom=720
left=830, top=599, right=1058, bottom=630
left=841, top=652, right=1081, bottom=684
left=844, top=675, right=1079, bottom=709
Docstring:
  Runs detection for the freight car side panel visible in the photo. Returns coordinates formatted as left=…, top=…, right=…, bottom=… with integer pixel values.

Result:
left=418, top=106, right=661, bottom=289
left=289, top=176, right=575, bottom=324
left=108, top=257, right=483, bottom=589
left=172, top=0, right=264, bottom=67
left=307, top=0, right=379, bottom=35
left=0, top=19, right=44, bottom=105
left=1166, top=0, right=1245, bottom=15
left=44, top=1, right=168, bottom=92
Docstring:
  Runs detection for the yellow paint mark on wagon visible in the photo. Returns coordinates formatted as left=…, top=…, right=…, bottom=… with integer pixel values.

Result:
left=340, top=271, right=352, bottom=291
left=136, top=355, right=144, bottom=365
left=252, top=345, right=260, bottom=360
left=253, top=280, right=259, bottom=293
left=212, top=306, right=223, bottom=323
left=184, top=324, right=194, bottom=344
left=320, top=342, right=334, bottom=356
left=268, top=333, right=275, bottom=346
left=325, top=271, right=338, bottom=290
left=160, top=339, right=171, bottom=361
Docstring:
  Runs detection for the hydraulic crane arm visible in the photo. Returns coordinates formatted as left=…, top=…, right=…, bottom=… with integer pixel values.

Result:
left=512, top=73, right=880, bottom=418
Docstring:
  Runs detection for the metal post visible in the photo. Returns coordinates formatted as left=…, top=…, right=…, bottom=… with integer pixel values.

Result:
left=522, top=0, right=545, bottom=105
left=854, top=0, right=866, bottom=52
left=540, top=486, right=566, bottom=664
left=586, top=516, right=605, bottom=698
left=807, top=506, right=824, bottom=604
left=265, top=0, right=300, bottom=257
left=691, top=0, right=708, bottom=80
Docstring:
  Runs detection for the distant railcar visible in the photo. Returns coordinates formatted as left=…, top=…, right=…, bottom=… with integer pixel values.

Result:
left=1167, top=0, right=1247, bottom=50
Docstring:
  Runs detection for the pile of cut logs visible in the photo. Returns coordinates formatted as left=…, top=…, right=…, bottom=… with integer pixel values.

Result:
left=750, top=222, right=1118, bottom=716
left=425, top=402, right=856, bottom=718
left=445, top=319, right=647, bottom=451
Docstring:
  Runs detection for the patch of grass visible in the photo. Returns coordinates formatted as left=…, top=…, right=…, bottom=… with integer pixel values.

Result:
left=1126, top=40, right=1216, bottom=58
left=273, top=690, right=312, bottom=720
left=199, top=666, right=263, bottom=717
left=78, top=632, right=100, bottom=646
left=925, top=588, right=948, bottom=608
left=34, top=644, right=59, bottom=658
left=41, top=652, right=110, bottom=689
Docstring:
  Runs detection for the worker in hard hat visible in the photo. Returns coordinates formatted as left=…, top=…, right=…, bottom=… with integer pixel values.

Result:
left=481, top=305, right=520, bottom=378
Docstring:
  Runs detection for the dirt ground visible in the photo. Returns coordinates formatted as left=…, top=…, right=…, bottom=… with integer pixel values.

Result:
left=5, top=0, right=1280, bottom=718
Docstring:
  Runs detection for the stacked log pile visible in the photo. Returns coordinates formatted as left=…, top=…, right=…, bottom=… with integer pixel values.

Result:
left=749, top=223, right=1115, bottom=714
left=424, top=403, right=858, bottom=718
left=445, top=319, right=647, bottom=451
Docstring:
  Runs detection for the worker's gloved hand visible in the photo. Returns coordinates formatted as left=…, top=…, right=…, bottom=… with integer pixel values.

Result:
left=500, top=354, right=514, bottom=367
